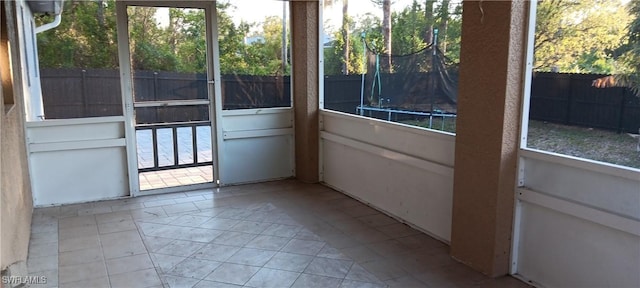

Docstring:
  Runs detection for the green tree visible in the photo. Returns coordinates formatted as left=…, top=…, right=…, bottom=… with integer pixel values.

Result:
left=240, top=16, right=290, bottom=76
left=36, top=0, right=119, bottom=68
left=170, top=8, right=207, bottom=73
left=534, top=0, right=630, bottom=73
left=127, top=6, right=178, bottom=71
left=606, top=0, right=640, bottom=95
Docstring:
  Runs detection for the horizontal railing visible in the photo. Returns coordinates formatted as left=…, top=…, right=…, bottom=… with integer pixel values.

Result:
left=135, top=120, right=212, bottom=173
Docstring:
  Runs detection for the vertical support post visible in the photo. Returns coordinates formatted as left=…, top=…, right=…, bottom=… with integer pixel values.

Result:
left=429, top=28, right=438, bottom=129
left=359, top=32, right=366, bottom=115
left=192, top=125, right=198, bottom=164
left=450, top=0, right=528, bottom=277
left=152, top=127, right=159, bottom=169
left=81, top=69, right=87, bottom=117
left=282, top=0, right=287, bottom=73
left=617, top=88, right=627, bottom=133
left=172, top=126, right=178, bottom=166
left=565, top=75, right=573, bottom=125
left=153, top=71, right=159, bottom=122
left=291, top=0, right=319, bottom=183
left=116, top=1, right=141, bottom=195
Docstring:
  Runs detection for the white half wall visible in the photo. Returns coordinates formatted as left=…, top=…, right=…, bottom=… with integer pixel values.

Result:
left=27, top=116, right=129, bottom=206
left=514, top=149, right=640, bottom=287
left=219, top=108, right=294, bottom=185
left=320, top=110, right=455, bottom=242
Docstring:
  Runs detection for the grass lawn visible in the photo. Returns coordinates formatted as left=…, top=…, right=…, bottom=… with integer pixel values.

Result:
left=527, top=121, right=640, bottom=169
left=401, top=118, right=640, bottom=169
left=401, top=117, right=457, bottom=133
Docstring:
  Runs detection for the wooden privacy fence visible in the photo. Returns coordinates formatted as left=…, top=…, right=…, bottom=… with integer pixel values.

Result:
left=40, top=69, right=640, bottom=133
left=530, top=72, right=640, bottom=134
left=40, top=69, right=290, bottom=123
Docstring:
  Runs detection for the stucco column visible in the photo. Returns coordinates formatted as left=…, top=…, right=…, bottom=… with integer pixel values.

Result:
left=450, top=1, right=528, bottom=277
left=290, top=0, right=319, bottom=183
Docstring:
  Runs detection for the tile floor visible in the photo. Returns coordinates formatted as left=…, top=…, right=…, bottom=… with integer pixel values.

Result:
left=139, top=166, right=214, bottom=190
left=27, top=180, right=530, bottom=288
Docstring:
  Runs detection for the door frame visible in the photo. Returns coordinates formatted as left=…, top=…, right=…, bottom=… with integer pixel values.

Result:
left=115, top=1, right=222, bottom=196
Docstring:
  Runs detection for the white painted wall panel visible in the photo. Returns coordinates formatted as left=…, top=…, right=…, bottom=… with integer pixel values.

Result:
left=220, top=108, right=294, bottom=185
left=222, top=108, right=292, bottom=131
left=31, top=146, right=129, bottom=206
left=517, top=202, right=640, bottom=288
left=320, top=110, right=455, bottom=241
left=522, top=150, right=640, bottom=220
left=27, top=116, right=126, bottom=143
left=515, top=149, right=640, bottom=288
left=323, top=111, right=455, bottom=166
left=323, top=140, right=453, bottom=241
left=27, top=118, right=130, bottom=206
left=221, top=135, right=293, bottom=185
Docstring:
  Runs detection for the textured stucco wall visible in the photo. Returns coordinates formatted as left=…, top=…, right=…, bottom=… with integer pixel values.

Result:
left=291, top=0, right=319, bottom=183
left=1, top=0, right=34, bottom=271
left=450, top=0, right=527, bottom=277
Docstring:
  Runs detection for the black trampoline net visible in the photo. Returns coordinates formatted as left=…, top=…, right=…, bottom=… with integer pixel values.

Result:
left=362, top=43, right=459, bottom=114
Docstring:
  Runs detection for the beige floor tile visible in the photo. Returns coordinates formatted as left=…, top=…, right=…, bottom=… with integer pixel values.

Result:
left=192, top=243, right=241, bottom=262
left=100, top=229, right=143, bottom=243
left=261, top=223, right=301, bottom=238
left=165, top=257, right=221, bottom=279
left=204, top=263, right=260, bottom=286
left=245, top=268, right=300, bottom=288
left=58, top=260, right=107, bottom=284
left=95, top=210, right=133, bottom=224
left=155, top=239, right=205, bottom=257
left=162, top=203, right=199, bottom=215
left=102, top=239, right=148, bottom=259
left=109, top=268, right=162, bottom=288
left=244, top=235, right=290, bottom=251
left=149, top=253, right=186, bottom=273
left=357, top=213, right=397, bottom=227
left=30, top=222, right=58, bottom=234
left=169, top=214, right=211, bottom=227
left=211, top=231, right=257, bottom=247
left=281, top=239, right=326, bottom=255
left=385, top=275, right=430, bottom=288
left=29, top=269, right=58, bottom=288
left=360, top=259, right=408, bottom=281
left=27, top=255, right=57, bottom=273
left=98, top=219, right=137, bottom=234
left=226, top=248, right=276, bottom=267
left=58, top=215, right=96, bottom=229
left=58, top=225, right=98, bottom=240
left=59, top=247, right=103, bottom=266
left=376, top=223, right=421, bottom=238
left=28, top=180, right=529, bottom=288
left=291, top=273, right=342, bottom=288
left=340, top=279, right=387, bottom=288
left=106, top=253, right=155, bottom=275
left=345, top=263, right=385, bottom=284
left=304, top=257, right=353, bottom=279
left=199, top=218, right=239, bottom=230
left=229, top=220, right=272, bottom=234
left=193, top=280, right=243, bottom=288
left=263, top=252, right=314, bottom=272
left=162, top=275, right=200, bottom=288
left=59, top=234, right=100, bottom=252
left=59, top=276, right=110, bottom=288
left=27, top=242, right=58, bottom=258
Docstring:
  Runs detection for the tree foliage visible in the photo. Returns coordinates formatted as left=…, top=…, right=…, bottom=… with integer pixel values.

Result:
left=534, top=0, right=631, bottom=73
left=39, top=0, right=636, bottom=81
left=36, top=0, right=290, bottom=76
left=323, top=0, right=461, bottom=75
